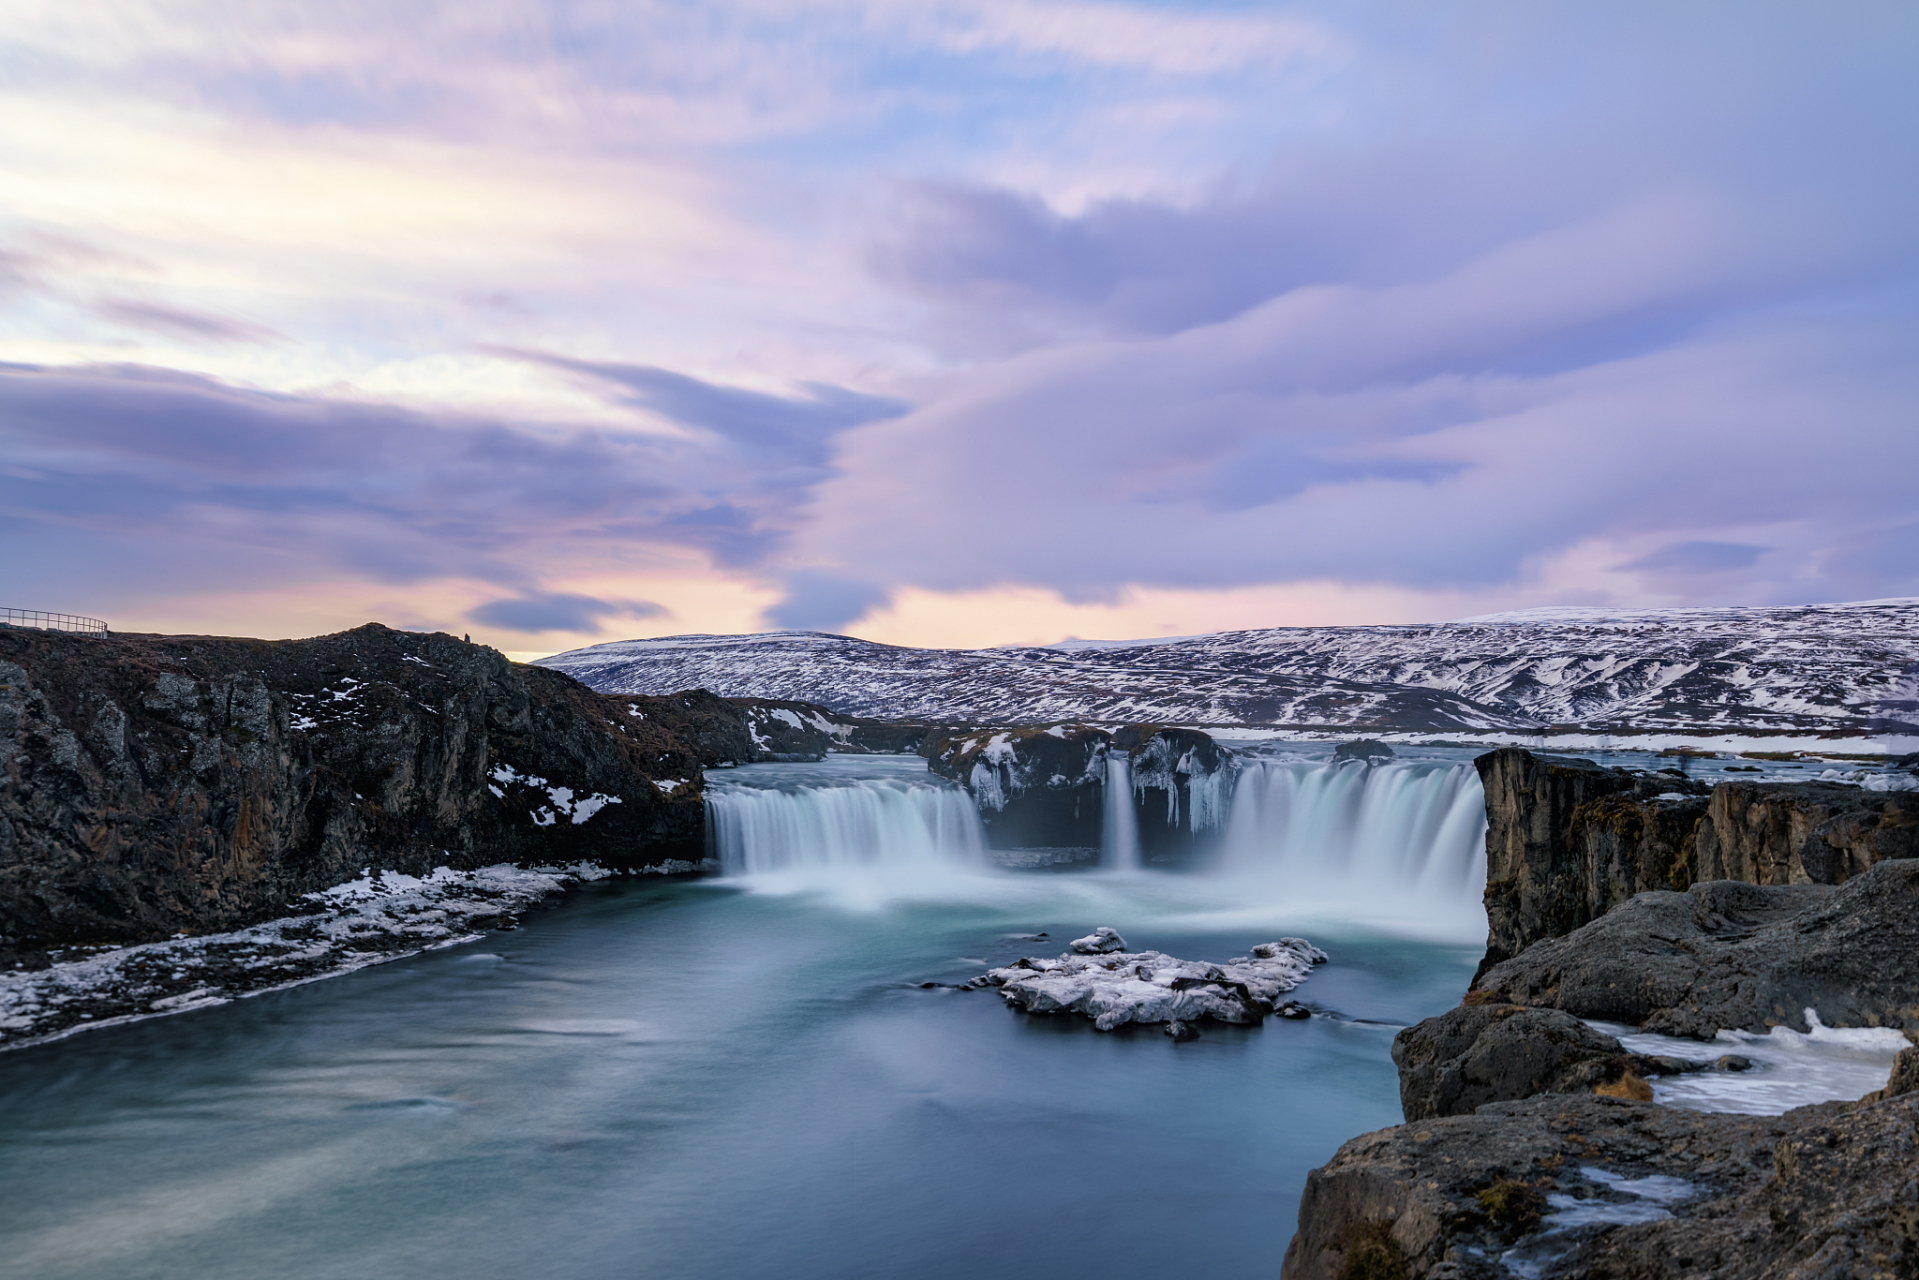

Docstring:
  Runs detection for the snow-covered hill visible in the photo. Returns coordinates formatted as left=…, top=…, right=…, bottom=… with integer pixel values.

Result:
left=537, top=599, right=1919, bottom=739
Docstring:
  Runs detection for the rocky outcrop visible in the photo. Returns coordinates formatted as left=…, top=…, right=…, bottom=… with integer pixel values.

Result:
left=1334, top=739, right=1395, bottom=765
left=1475, top=749, right=1707, bottom=977
left=1471, top=859, right=1919, bottom=1038
left=968, top=935, right=1327, bottom=1031
left=1114, top=724, right=1234, bottom=857
left=926, top=725, right=1111, bottom=848
left=617, top=688, right=761, bottom=765
left=617, top=690, right=941, bottom=765
left=1283, top=753, right=1919, bottom=1278
left=1474, top=748, right=1917, bottom=978
left=1696, top=779, right=1919, bottom=884
left=926, top=723, right=1234, bottom=854
left=1282, top=1091, right=1919, bottom=1280
left=0, top=623, right=711, bottom=963
left=1392, top=1004, right=1637, bottom=1122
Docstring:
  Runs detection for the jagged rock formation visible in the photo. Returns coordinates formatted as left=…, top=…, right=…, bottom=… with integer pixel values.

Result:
left=0, top=623, right=710, bottom=964
left=1476, top=748, right=1918, bottom=978
left=539, top=598, right=1919, bottom=736
left=925, top=722, right=1233, bottom=854
left=1284, top=757, right=1919, bottom=1277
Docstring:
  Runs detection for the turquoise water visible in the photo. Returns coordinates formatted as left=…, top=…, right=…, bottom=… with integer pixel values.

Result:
left=0, top=761, right=1482, bottom=1280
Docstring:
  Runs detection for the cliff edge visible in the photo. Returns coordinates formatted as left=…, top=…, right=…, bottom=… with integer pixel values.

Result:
left=0, top=622, right=710, bottom=964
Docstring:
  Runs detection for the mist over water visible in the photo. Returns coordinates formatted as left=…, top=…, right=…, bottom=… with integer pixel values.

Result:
left=704, top=750, right=1489, bottom=942
left=0, top=748, right=1490, bottom=1280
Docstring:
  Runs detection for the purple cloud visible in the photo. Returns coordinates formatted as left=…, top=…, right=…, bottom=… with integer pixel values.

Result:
left=88, top=299, right=282, bottom=345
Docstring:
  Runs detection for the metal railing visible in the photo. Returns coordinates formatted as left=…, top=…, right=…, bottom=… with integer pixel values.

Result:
left=0, top=608, right=109, bottom=635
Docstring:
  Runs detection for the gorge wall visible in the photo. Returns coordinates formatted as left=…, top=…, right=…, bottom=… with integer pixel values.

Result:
left=0, top=623, right=715, bottom=964
left=1283, top=752, right=1919, bottom=1279
left=1476, top=747, right=1918, bottom=978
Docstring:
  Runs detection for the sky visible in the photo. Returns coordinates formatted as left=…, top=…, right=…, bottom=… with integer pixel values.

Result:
left=2, top=1, right=1916, bottom=658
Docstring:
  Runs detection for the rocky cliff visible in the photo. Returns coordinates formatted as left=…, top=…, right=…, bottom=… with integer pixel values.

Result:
left=0, top=623, right=710, bottom=964
left=1282, top=758, right=1919, bottom=1279
left=1476, top=748, right=1917, bottom=978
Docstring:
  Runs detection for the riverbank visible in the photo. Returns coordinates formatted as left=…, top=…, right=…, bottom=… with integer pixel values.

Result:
left=0, top=862, right=644, bottom=1052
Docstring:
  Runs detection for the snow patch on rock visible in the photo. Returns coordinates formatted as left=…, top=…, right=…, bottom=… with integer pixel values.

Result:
left=969, top=935, right=1328, bottom=1031
left=0, top=863, right=616, bottom=1051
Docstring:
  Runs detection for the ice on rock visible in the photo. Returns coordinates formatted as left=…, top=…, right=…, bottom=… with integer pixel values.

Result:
left=1070, top=926, right=1128, bottom=954
left=973, top=936, right=1328, bottom=1032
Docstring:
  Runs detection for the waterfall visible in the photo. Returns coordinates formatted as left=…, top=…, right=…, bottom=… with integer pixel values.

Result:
left=1101, top=752, right=1142, bottom=870
left=707, top=778, right=989, bottom=875
left=1218, top=759, right=1487, bottom=907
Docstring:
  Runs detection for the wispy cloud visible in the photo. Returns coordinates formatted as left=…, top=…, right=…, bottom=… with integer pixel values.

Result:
left=0, top=2, right=1915, bottom=645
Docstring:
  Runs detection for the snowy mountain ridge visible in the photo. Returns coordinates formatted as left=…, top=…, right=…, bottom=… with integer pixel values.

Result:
left=537, top=599, right=1919, bottom=739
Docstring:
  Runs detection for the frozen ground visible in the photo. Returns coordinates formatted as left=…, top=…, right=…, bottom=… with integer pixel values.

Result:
left=540, top=598, right=1919, bottom=740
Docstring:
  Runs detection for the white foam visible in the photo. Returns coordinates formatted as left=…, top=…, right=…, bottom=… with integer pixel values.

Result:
left=1588, top=1010, right=1912, bottom=1114
left=1502, top=1166, right=1699, bottom=1278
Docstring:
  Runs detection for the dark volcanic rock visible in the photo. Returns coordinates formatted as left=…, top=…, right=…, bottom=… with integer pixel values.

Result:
left=0, top=623, right=709, bottom=961
left=1282, top=1091, right=1919, bottom=1280
left=1474, top=859, right=1919, bottom=1038
left=1391, top=1004, right=1630, bottom=1121
left=1475, top=748, right=1708, bottom=978
left=926, top=725, right=1111, bottom=848
left=1473, top=748, right=1916, bottom=980
left=1333, top=739, right=1395, bottom=765
left=926, top=723, right=1234, bottom=855
left=1114, top=724, right=1234, bottom=858
left=1696, top=779, right=1919, bottom=885
left=616, top=688, right=759, bottom=765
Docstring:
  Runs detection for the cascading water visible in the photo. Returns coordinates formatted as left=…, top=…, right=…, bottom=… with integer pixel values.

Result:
left=1101, top=752, right=1142, bottom=870
left=1218, top=757, right=1487, bottom=910
left=700, top=750, right=1487, bottom=932
left=706, top=764, right=988, bottom=875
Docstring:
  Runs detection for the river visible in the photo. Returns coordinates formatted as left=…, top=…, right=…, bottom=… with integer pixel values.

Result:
left=0, top=749, right=1490, bottom=1280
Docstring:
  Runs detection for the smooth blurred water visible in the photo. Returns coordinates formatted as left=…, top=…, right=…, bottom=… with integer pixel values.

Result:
left=0, top=755, right=1485, bottom=1280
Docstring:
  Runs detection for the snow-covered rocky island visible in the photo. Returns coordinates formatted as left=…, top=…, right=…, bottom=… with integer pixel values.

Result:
left=969, top=928, right=1326, bottom=1035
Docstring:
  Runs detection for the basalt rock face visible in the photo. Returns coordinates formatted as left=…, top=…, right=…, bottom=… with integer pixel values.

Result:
left=1696, top=780, right=1919, bottom=885
left=1473, top=860, right=1919, bottom=1039
left=1474, top=748, right=1917, bottom=980
left=1282, top=1091, right=1919, bottom=1280
left=926, top=725, right=1109, bottom=848
left=1475, top=749, right=1709, bottom=978
left=925, top=723, right=1235, bottom=855
left=0, top=623, right=708, bottom=962
left=1114, top=724, right=1234, bottom=859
